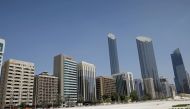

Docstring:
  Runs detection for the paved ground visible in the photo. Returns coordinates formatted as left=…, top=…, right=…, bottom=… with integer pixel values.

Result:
left=58, top=100, right=190, bottom=109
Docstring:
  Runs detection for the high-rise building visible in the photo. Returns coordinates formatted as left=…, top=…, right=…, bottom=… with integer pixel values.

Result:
left=112, top=72, right=134, bottom=96
left=78, top=61, right=96, bottom=102
left=108, top=33, right=120, bottom=75
left=143, top=78, right=156, bottom=99
left=160, top=77, right=171, bottom=97
left=136, top=36, right=161, bottom=97
left=0, top=59, right=35, bottom=109
left=134, top=79, right=144, bottom=99
left=53, top=54, right=78, bottom=104
left=33, top=72, right=58, bottom=106
left=0, top=38, right=5, bottom=75
left=96, top=76, right=116, bottom=100
left=171, top=48, right=190, bottom=94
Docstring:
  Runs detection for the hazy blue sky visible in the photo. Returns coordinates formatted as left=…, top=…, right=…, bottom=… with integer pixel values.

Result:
left=0, top=0, right=190, bottom=83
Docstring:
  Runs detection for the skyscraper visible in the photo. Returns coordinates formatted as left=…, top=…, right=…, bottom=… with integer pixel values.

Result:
left=171, top=48, right=190, bottom=94
left=108, top=33, right=120, bottom=75
left=0, top=38, right=5, bottom=75
left=78, top=61, right=96, bottom=102
left=53, top=54, right=78, bottom=104
left=136, top=36, right=161, bottom=97
left=0, top=59, right=35, bottom=109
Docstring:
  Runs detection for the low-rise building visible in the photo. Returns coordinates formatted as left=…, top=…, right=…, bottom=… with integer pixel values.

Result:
left=134, top=79, right=144, bottom=99
left=112, top=72, right=134, bottom=96
left=143, top=78, right=156, bottom=99
left=33, top=72, right=58, bottom=106
left=96, top=76, right=116, bottom=100
left=160, top=76, right=171, bottom=98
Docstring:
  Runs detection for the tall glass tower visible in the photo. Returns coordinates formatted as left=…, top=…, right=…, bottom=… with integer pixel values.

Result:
left=108, top=33, right=120, bottom=75
left=136, top=36, right=161, bottom=96
left=171, top=48, right=190, bottom=94
left=0, top=38, right=5, bottom=75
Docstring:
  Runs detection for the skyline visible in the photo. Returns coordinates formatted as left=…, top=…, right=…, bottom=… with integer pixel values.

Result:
left=1, top=0, right=190, bottom=83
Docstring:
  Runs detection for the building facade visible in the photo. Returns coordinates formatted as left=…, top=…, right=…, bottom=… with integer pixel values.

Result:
left=78, top=61, right=96, bottom=102
left=53, top=54, right=78, bottom=104
left=33, top=72, right=58, bottom=106
left=169, top=84, right=176, bottom=99
left=0, top=38, right=5, bottom=108
left=160, top=77, right=171, bottom=98
left=108, top=33, right=120, bottom=75
left=143, top=78, right=156, bottom=99
left=136, top=36, right=161, bottom=97
left=112, top=72, right=134, bottom=96
left=134, top=79, right=144, bottom=99
left=96, top=76, right=116, bottom=100
left=171, top=48, right=190, bottom=94
left=0, top=59, right=35, bottom=109
left=0, top=38, right=5, bottom=75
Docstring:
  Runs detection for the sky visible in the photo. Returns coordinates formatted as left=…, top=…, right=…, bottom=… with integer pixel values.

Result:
left=0, top=0, right=190, bottom=83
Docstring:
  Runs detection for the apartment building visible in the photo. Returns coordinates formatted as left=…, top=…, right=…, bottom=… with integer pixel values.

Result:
left=33, top=72, right=58, bottom=106
left=96, top=76, right=116, bottom=100
left=0, top=59, right=35, bottom=109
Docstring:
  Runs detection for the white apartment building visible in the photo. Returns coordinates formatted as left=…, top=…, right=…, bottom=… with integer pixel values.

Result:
left=0, top=59, right=35, bottom=109
left=78, top=61, right=96, bottom=102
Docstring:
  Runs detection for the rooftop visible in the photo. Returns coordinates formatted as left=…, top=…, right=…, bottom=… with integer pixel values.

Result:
left=108, top=32, right=116, bottom=39
left=136, top=36, right=152, bottom=42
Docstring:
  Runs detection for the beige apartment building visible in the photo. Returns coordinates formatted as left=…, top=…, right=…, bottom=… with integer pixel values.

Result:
left=96, top=76, right=116, bottom=100
left=33, top=72, right=58, bottom=106
left=0, top=59, right=35, bottom=109
left=54, top=54, right=78, bottom=104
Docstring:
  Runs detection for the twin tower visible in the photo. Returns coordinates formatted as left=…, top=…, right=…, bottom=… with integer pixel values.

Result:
left=107, top=33, right=161, bottom=97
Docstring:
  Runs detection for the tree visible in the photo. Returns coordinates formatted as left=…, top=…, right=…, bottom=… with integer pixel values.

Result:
left=77, top=95, right=84, bottom=103
left=142, top=93, right=152, bottom=101
left=111, top=93, right=118, bottom=102
left=130, top=91, right=138, bottom=102
left=55, top=95, right=63, bottom=107
left=102, top=95, right=110, bottom=102
left=19, top=102, right=26, bottom=109
left=120, top=95, right=125, bottom=103
left=120, top=95, right=129, bottom=103
left=124, top=96, right=129, bottom=103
